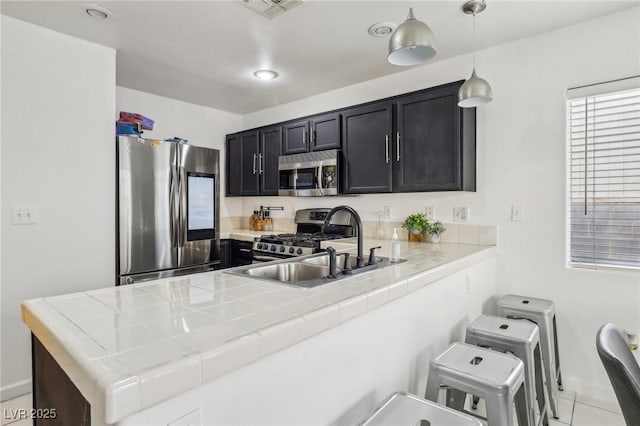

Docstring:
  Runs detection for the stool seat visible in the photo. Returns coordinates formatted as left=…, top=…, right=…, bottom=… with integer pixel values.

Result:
left=498, top=295, right=554, bottom=315
left=426, top=343, right=530, bottom=426
left=498, top=294, right=564, bottom=419
left=468, top=314, right=539, bottom=344
left=361, top=392, right=483, bottom=426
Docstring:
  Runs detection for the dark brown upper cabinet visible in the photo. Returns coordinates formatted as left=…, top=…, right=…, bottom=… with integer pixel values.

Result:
left=226, top=80, right=475, bottom=197
left=226, top=127, right=281, bottom=196
left=283, top=120, right=309, bottom=154
left=341, top=102, right=393, bottom=194
left=393, top=82, right=475, bottom=192
left=310, top=113, right=341, bottom=151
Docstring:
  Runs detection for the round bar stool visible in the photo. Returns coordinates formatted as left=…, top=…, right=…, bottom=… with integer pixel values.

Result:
left=360, top=391, right=483, bottom=426
left=497, top=295, right=563, bottom=419
left=425, top=342, right=530, bottom=426
left=466, top=315, right=549, bottom=426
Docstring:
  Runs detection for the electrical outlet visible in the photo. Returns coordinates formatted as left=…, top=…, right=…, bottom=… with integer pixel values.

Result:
left=453, top=207, right=469, bottom=223
left=12, top=205, right=37, bottom=225
left=511, top=205, right=523, bottom=222
left=384, top=206, right=392, bottom=218
left=465, top=275, right=472, bottom=291
left=425, top=206, right=435, bottom=221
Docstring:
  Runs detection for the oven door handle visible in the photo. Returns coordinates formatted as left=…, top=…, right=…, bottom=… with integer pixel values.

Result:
left=316, top=161, right=323, bottom=195
left=253, top=255, right=283, bottom=262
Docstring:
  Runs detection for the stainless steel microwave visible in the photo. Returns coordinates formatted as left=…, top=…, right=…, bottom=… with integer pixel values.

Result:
left=278, top=149, right=339, bottom=196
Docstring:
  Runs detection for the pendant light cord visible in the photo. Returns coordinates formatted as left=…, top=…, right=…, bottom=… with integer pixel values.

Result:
left=472, top=11, right=477, bottom=69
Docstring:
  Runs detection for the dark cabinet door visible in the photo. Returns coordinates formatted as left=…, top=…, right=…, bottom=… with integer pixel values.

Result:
left=341, top=102, right=393, bottom=193
left=283, top=120, right=309, bottom=154
left=394, top=83, right=475, bottom=192
left=310, top=113, right=341, bottom=151
left=259, top=126, right=282, bottom=195
left=226, top=134, right=242, bottom=196
left=214, top=239, right=231, bottom=269
left=239, top=131, right=260, bottom=195
left=226, top=130, right=259, bottom=196
left=231, top=240, right=253, bottom=266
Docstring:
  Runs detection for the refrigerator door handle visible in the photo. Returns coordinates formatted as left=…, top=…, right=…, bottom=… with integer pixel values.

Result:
left=169, top=166, right=178, bottom=247
left=178, top=165, right=187, bottom=247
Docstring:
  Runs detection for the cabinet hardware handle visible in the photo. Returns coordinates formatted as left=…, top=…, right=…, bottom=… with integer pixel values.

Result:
left=310, top=129, right=314, bottom=145
left=253, top=153, right=257, bottom=174
left=385, top=135, right=389, bottom=163
left=259, top=153, right=264, bottom=174
left=396, top=132, right=401, bottom=162
left=303, top=130, right=307, bottom=145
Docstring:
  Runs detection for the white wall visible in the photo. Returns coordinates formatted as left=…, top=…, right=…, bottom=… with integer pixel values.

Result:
left=1, top=16, right=116, bottom=399
left=115, top=87, right=243, bottom=218
left=241, top=8, right=640, bottom=403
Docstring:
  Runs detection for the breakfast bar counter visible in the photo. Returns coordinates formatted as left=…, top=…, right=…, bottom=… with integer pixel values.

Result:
left=22, top=237, right=497, bottom=425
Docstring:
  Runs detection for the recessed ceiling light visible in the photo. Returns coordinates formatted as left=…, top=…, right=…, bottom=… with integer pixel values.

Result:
left=85, top=4, right=112, bottom=20
left=253, top=69, right=279, bottom=80
left=368, top=22, right=397, bottom=37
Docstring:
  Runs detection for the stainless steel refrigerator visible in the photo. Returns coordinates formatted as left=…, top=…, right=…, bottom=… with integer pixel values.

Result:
left=117, top=136, right=220, bottom=285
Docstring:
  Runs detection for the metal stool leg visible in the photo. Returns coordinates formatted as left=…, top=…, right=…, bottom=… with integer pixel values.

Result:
left=471, top=395, right=480, bottom=410
left=446, top=388, right=466, bottom=411
left=425, top=369, right=441, bottom=402
left=553, top=316, right=564, bottom=392
left=514, top=384, right=531, bottom=426
left=534, top=345, right=549, bottom=426
left=486, top=394, right=513, bottom=426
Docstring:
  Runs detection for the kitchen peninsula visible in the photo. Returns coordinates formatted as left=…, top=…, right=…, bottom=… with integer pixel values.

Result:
left=23, top=234, right=497, bottom=425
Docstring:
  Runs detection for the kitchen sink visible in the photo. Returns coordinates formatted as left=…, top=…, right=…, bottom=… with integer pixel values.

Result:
left=244, top=262, right=330, bottom=282
left=225, top=252, right=406, bottom=288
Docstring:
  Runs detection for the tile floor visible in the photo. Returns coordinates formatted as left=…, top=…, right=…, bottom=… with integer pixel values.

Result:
left=0, top=389, right=627, bottom=426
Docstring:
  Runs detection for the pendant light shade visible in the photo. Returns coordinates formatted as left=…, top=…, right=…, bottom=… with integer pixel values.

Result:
left=458, top=68, right=493, bottom=107
left=458, top=0, right=493, bottom=108
left=387, top=8, right=436, bottom=66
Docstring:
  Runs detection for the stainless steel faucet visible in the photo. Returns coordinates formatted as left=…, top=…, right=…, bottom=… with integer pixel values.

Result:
left=323, top=205, right=365, bottom=268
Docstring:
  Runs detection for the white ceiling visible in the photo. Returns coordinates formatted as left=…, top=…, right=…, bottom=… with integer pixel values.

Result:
left=2, top=1, right=637, bottom=114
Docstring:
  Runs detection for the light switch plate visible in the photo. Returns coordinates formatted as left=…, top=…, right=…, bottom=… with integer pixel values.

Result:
left=12, top=205, right=37, bottom=225
left=511, top=205, right=523, bottom=222
left=453, top=207, right=469, bottom=223
left=425, top=206, right=435, bottom=221
left=383, top=206, right=392, bottom=218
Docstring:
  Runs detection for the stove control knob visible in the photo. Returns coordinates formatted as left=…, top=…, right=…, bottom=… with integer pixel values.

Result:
left=257, top=243, right=263, bottom=250
left=279, top=246, right=285, bottom=252
left=296, top=248, right=303, bottom=255
left=270, top=245, right=276, bottom=252
left=289, top=247, right=295, bottom=254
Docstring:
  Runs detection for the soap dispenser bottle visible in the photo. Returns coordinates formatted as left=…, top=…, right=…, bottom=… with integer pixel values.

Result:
left=390, top=228, right=400, bottom=263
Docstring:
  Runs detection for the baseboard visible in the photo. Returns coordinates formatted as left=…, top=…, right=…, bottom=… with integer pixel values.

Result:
left=1, top=379, right=31, bottom=402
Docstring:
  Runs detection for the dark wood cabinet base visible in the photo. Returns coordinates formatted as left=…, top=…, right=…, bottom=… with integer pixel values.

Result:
left=32, top=334, right=91, bottom=425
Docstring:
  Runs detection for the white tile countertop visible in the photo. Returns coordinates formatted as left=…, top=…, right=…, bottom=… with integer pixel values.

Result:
left=22, top=237, right=496, bottom=424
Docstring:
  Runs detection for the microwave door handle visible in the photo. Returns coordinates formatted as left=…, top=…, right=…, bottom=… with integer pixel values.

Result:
left=293, top=170, right=298, bottom=195
left=316, top=161, right=323, bottom=195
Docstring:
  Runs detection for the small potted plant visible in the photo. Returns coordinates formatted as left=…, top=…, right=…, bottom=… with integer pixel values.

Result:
left=427, top=221, right=446, bottom=243
left=402, top=213, right=430, bottom=242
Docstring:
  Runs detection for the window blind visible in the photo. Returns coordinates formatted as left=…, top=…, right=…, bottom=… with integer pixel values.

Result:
left=567, top=82, right=640, bottom=269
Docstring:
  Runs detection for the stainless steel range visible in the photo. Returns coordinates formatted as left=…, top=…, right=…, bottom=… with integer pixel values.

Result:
left=252, top=208, right=355, bottom=263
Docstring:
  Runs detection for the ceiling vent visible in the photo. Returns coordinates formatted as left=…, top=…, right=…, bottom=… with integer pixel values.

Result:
left=240, top=0, right=303, bottom=19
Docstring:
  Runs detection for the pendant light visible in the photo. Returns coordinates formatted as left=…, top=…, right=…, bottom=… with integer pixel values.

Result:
left=458, top=0, right=493, bottom=107
left=387, top=8, right=436, bottom=66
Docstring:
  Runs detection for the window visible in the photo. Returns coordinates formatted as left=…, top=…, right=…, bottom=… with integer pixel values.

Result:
left=567, top=78, right=640, bottom=269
